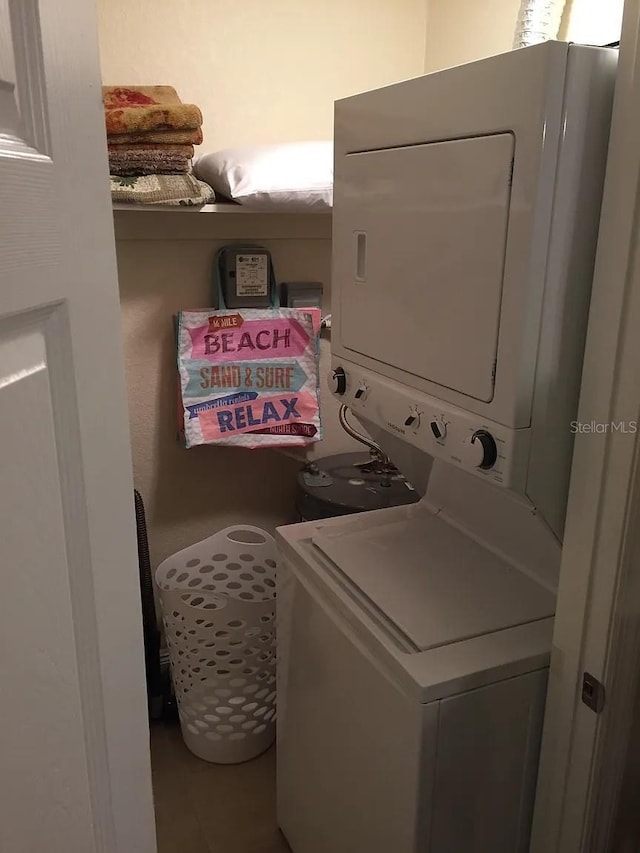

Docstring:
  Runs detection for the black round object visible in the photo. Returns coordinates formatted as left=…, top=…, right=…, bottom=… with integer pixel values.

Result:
left=471, top=429, right=498, bottom=470
left=296, top=452, right=420, bottom=521
left=331, top=367, right=347, bottom=396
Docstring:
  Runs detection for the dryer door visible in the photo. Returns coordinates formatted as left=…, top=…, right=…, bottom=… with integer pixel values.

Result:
left=335, top=133, right=514, bottom=402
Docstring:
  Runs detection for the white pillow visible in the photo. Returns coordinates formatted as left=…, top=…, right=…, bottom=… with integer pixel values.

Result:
left=193, top=141, right=333, bottom=211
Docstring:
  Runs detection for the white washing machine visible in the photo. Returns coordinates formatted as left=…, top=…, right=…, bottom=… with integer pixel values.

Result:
left=277, top=41, right=618, bottom=853
left=277, top=464, right=559, bottom=853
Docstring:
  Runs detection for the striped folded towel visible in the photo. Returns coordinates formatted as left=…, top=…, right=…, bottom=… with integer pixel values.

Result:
left=109, top=149, right=192, bottom=176
left=106, top=127, right=203, bottom=146
left=107, top=143, right=195, bottom=158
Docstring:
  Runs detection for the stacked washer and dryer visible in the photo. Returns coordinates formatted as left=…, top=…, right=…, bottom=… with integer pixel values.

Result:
left=276, top=42, right=618, bottom=853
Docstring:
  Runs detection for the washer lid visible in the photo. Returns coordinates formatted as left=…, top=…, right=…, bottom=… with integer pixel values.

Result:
left=312, top=509, right=555, bottom=651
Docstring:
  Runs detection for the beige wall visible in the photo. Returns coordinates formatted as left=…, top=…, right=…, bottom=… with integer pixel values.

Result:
left=100, top=0, right=428, bottom=568
left=97, top=0, right=427, bottom=152
left=114, top=211, right=364, bottom=568
left=559, top=0, right=624, bottom=43
left=424, top=0, right=519, bottom=72
left=424, top=0, right=624, bottom=74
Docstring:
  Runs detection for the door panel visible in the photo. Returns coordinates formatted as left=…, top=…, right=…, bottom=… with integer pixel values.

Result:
left=0, top=0, right=49, bottom=150
left=0, top=0, right=20, bottom=136
left=0, top=309, right=96, bottom=852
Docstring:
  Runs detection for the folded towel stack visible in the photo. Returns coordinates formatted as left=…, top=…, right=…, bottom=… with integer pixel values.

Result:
left=104, top=85, right=214, bottom=205
left=103, top=85, right=203, bottom=176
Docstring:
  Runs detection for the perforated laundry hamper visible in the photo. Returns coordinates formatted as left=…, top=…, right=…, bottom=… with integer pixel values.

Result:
left=155, top=526, right=277, bottom=763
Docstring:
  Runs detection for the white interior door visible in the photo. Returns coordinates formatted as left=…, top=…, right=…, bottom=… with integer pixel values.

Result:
left=0, top=2, right=156, bottom=851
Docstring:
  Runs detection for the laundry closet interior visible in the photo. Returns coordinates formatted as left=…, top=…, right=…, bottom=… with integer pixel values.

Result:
left=96, top=2, right=624, bottom=852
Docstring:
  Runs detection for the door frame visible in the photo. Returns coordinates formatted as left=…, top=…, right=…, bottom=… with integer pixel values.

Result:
left=530, top=0, right=640, bottom=848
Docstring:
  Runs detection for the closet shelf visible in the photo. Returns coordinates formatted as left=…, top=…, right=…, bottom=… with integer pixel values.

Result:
left=112, top=203, right=332, bottom=241
left=112, top=202, right=330, bottom=214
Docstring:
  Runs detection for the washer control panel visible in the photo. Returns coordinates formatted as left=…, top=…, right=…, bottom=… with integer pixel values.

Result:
left=331, top=362, right=530, bottom=492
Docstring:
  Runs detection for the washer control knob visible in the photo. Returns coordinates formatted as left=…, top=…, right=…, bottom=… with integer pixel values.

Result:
left=404, top=409, right=420, bottom=429
left=467, top=429, right=498, bottom=470
left=331, top=367, right=347, bottom=396
left=430, top=419, right=447, bottom=440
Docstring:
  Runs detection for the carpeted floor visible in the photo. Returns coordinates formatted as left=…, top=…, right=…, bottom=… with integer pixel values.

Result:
left=151, top=722, right=290, bottom=853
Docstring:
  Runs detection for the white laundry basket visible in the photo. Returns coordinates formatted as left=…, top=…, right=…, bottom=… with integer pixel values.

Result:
left=155, top=525, right=277, bottom=763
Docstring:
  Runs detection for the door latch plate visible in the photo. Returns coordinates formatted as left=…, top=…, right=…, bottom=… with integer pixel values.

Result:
left=582, top=672, right=606, bottom=713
